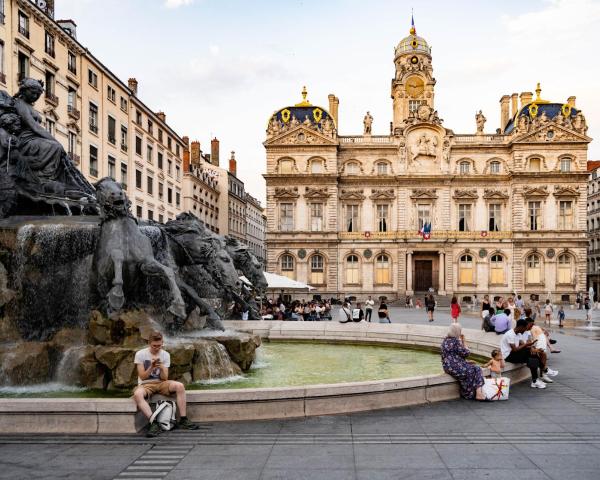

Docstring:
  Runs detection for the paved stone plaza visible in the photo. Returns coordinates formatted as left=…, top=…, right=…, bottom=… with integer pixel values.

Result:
left=1, top=307, right=599, bottom=480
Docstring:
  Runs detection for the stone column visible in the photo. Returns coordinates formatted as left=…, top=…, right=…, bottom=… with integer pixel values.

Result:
left=438, top=251, right=446, bottom=295
left=406, top=251, right=414, bottom=295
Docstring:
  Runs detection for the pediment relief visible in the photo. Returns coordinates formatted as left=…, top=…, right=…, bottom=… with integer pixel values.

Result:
left=66, top=119, right=80, bottom=134
left=274, top=187, right=299, bottom=199
left=339, top=189, right=366, bottom=201
left=483, top=189, right=509, bottom=200
left=369, top=189, right=396, bottom=200
left=305, top=187, right=331, bottom=199
left=513, top=123, right=590, bottom=144
left=522, top=186, right=549, bottom=197
left=43, top=106, right=59, bottom=121
left=452, top=189, right=478, bottom=200
left=410, top=188, right=438, bottom=200
left=553, top=185, right=579, bottom=197
left=265, top=126, right=337, bottom=146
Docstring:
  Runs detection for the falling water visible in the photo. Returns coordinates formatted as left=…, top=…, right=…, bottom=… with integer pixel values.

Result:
left=200, top=342, right=239, bottom=380
left=55, top=346, right=87, bottom=385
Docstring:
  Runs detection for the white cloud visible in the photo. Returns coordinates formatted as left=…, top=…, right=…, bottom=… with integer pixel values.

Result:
left=164, top=0, right=194, bottom=8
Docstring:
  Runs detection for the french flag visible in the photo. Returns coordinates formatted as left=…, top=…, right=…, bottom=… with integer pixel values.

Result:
left=422, top=222, right=431, bottom=240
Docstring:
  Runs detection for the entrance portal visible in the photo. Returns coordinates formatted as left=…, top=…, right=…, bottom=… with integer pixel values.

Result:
left=414, top=260, right=433, bottom=291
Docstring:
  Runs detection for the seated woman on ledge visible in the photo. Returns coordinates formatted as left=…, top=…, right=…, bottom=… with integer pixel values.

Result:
left=440, top=324, right=485, bottom=400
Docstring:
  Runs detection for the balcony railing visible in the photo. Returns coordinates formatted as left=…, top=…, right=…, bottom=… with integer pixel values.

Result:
left=89, top=123, right=98, bottom=134
left=89, top=168, right=98, bottom=177
left=67, top=105, right=80, bottom=120
left=45, top=91, right=59, bottom=106
left=67, top=152, right=80, bottom=165
left=108, top=136, right=116, bottom=145
left=337, top=230, right=514, bottom=241
left=68, top=65, right=77, bottom=75
left=121, top=144, right=128, bottom=152
left=18, top=26, right=29, bottom=38
left=45, top=46, right=55, bottom=58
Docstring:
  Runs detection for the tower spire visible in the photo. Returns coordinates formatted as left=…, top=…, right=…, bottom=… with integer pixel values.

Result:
left=410, top=10, right=416, bottom=35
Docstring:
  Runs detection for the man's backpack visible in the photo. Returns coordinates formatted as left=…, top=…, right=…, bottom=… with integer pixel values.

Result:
left=149, top=400, right=177, bottom=431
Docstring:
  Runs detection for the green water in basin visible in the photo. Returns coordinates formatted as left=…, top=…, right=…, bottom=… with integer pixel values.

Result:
left=188, top=341, right=444, bottom=390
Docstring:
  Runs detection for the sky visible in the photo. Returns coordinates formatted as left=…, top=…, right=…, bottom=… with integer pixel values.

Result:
left=55, top=0, right=600, bottom=203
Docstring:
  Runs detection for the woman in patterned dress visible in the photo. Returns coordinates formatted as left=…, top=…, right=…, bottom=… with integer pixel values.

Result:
left=441, top=324, right=485, bottom=400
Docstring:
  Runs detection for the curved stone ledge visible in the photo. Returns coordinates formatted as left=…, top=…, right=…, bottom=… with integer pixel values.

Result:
left=0, top=322, right=529, bottom=433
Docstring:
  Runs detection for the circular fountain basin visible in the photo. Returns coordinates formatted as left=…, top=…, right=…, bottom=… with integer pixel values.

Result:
left=0, top=322, right=530, bottom=433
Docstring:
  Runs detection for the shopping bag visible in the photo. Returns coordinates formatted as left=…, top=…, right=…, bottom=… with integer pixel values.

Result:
left=482, top=377, right=510, bottom=401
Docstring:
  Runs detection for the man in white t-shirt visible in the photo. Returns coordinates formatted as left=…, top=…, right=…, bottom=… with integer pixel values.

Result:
left=500, top=319, right=545, bottom=389
left=365, top=296, right=375, bottom=322
left=133, top=331, right=199, bottom=437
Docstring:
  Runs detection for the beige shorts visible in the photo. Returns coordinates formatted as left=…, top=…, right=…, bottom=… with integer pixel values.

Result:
left=134, top=381, right=173, bottom=397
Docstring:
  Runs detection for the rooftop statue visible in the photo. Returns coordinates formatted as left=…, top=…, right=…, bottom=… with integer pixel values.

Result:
left=0, top=78, right=96, bottom=217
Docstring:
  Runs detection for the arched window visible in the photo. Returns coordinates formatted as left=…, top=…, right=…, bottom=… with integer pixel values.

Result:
left=459, top=254, right=474, bottom=284
left=375, top=254, right=391, bottom=284
left=560, top=158, right=571, bottom=173
left=490, top=254, right=504, bottom=285
left=376, top=162, right=388, bottom=175
left=280, top=254, right=295, bottom=279
left=310, top=159, right=323, bottom=173
left=345, top=162, right=359, bottom=175
left=528, top=158, right=541, bottom=172
left=310, top=255, right=324, bottom=285
left=490, top=161, right=501, bottom=174
left=279, top=159, right=294, bottom=174
left=557, top=254, right=572, bottom=284
left=459, top=161, right=470, bottom=175
left=526, top=254, right=541, bottom=284
left=346, top=255, right=359, bottom=284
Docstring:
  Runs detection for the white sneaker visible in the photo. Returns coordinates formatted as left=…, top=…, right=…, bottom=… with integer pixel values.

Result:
left=546, top=368, right=559, bottom=377
left=541, top=374, right=554, bottom=383
left=531, top=379, right=547, bottom=389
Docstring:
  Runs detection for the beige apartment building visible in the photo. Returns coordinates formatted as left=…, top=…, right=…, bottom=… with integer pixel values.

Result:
left=1, top=0, right=184, bottom=222
left=264, top=22, right=590, bottom=303
left=245, top=192, right=266, bottom=265
left=587, top=161, right=600, bottom=297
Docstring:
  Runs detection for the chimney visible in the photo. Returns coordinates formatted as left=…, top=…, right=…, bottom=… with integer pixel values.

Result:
left=500, top=95, right=510, bottom=133
left=328, top=94, right=339, bottom=128
left=229, top=151, right=237, bottom=176
left=567, top=96, right=576, bottom=108
left=183, top=139, right=190, bottom=172
left=190, top=141, right=201, bottom=165
left=156, top=111, right=166, bottom=123
left=511, top=93, right=518, bottom=118
left=211, top=138, right=220, bottom=166
left=520, top=91, right=533, bottom=107
left=182, top=136, right=189, bottom=146
left=128, top=78, right=138, bottom=96
left=57, top=19, right=76, bottom=38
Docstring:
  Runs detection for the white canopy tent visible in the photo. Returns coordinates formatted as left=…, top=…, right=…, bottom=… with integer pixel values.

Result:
left=240, top=272, right=314, bottom=292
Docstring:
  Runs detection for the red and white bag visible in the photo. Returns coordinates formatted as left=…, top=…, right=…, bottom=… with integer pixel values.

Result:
left=482, top=377, right=510, bottom=401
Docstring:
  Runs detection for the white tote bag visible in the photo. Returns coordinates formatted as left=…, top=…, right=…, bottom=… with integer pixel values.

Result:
left=482, top=377, right=510, bottom=401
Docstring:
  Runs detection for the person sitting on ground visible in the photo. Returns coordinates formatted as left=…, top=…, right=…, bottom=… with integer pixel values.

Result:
left=440, top=324, right=485, bottom=400
left=133, top=331, right=199, bottom=437
left=352, top=302, right=364, bottom=322
left=557, top=305, right=565, bottom=328
left=338, top=301, right=352, bottom=323
left=500, top=319, right=545, bottom=389
left=483, top=349, right=505, bottom=379
left=450, top=296, right=461, bottom=324
left=378, top=300, right=391, bottom=323
left=491, top=308, right=511, bottom=335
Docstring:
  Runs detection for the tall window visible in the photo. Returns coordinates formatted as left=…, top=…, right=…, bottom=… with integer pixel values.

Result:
left=345, top=204, right=359, bottom=232
left=417, top=204, right=431, bottom=230
left=526, top=255, right=541, bottom=284
left=346, top=255, right=359, bottom=284
left=0, top=2, right=5, bottom=24
left=88, top=69, right=98, bottom=88
left=68, top=51, right=77, bottom=74
left=120, top=96, right=128, bottom=112
left=375, top=254, right=391, bottom=284
left=280, top=254, right=295, bottom=279
left=279, top=159, right=293, bottom=174
left=377, top=204, right=388, bottom=232
left=489, top=203, right=501, bottom=231
left=89, top=103, right=98, bottom=133
left=17, top=52, right=29, bottom=81
left=121, top=126, right=128, bottom=151
left=135, top=169, right=142, bottom=189
left=67, top=87, right=76, bottom=112
left=529, top=158, right=541, bottom=172
left=89, top=145, right=98, bottom=177
left=147, top=119, right=153, bottom=135
left=490, top=254, right=504, bottom=284
left=528, top=201, right=541, bottom=231
left=107, top=155, right=116, bottom=180
left=157, top=151, right=163, bottom=169
left=310, top=160, right=323, bottom=173
left=459, top=254, right=474, bottom=284
left=135, top=136, right=142, bottom=156
left=560, top=158, right=571, bottom=173
left=44, top=71, right=55, bottom=99
left=107, top=116, right=116, bottom=144
left=18, top=11, right=29, bottom=38
left=458, top=204, right=471, bottom=231
left=557, top=254, right=572, bottom=284
left=459, top=161, right=470, bottom=174
left=490, top=161, right=501, bottom=174
left=120, top=163, right=128, bottom=189
left=376, top=162, right=388, bottom=175
left=147, top=175, right=153, bottom=195
left=45, top=119, right=54, bottom=136
left=310, top=255, right=324, bottom=284
left=310, top=203, right=323, bottom=231
left=107, top=85, right=116, bottom=102
left=279, top=203, right=294, bottom=231
left=558, top=200, right=573, bottom=229
left=68, top=131, right=76, bottom=156
left=158, top=182, right=164, bottom=200
left=147, top=145, right=153, bottom=163
left=44, top=31, right=55, bottom=57
left=0, top=41, right=4, bottom=79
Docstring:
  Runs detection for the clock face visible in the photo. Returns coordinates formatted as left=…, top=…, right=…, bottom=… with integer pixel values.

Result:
left=405, top=77, right=424, bottom=98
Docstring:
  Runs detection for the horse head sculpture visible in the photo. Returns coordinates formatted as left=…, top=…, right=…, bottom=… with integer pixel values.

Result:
left=225, top=236, right=268, bottom=293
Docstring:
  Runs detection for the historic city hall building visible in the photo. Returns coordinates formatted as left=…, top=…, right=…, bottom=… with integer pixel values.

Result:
left=264, top=22, right=591, bottom=302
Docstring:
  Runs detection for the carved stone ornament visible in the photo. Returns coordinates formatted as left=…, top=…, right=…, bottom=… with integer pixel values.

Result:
left=369, top=189, right=396, bottom=200
left=363, top=249, right=373, bottom=259
left=305, top=187, right=330, bottom=199
left=339, top=189, right=366, bottom=200
left=452, top=189, right=478, bottom=200
left=298, top=249, right=307, bottom=259
left=274, top=187, right=299, bottom=199
left=522, top=186, right=549, bottom=198
left=483, top=188, right=509, bottom=200
left=553, top=185, right=579, bottom=197
left=409, top=132, right=439, bottom=163
left=546, top=248, right=555, bottom=259
left=410, top=188, right=438, bottom=200
left=478, top=249, right=487, bottom=259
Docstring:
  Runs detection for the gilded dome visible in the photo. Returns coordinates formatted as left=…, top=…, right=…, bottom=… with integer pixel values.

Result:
left=267, top=87, right=336, bottom=129
left=395, top=21, right=431, bottom=57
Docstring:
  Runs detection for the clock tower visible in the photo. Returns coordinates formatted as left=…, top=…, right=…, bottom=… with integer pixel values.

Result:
left=391, top=18, right=436, bottom=130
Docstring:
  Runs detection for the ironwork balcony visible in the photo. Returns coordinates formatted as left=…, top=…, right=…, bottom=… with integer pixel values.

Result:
left=45, top=91, right=59, bottom=106
left=89, top=123, right=98, bottom=134
left=108, top=136, right=116, bottom=145
left=67, top=105, right=80, bottom=120
left=45, top=46, right=55, bottom=58
left=18, top=26, right=29, bottom=38
left=121, top=143, right=128, bottom=152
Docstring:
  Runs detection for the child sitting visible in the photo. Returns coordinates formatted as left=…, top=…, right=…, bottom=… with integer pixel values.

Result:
left=483, top=349, right=505, bottom=379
